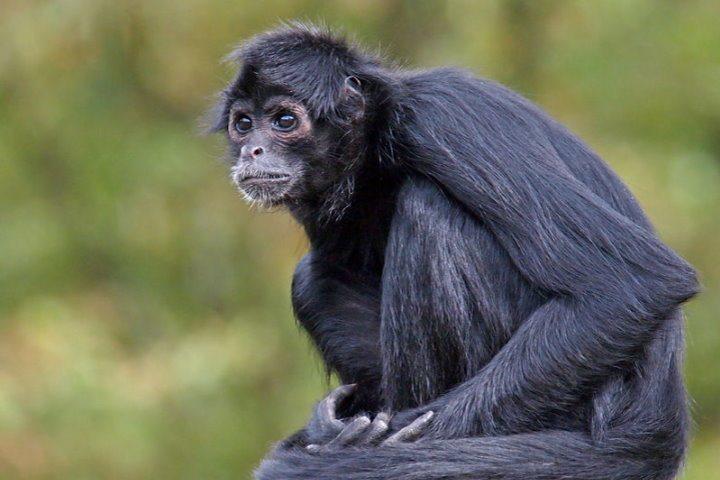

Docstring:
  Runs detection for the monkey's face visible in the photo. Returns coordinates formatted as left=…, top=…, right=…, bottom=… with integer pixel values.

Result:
left=226, top=95, right=313, bottom=206
left=225, top=95, right=344, bottom=207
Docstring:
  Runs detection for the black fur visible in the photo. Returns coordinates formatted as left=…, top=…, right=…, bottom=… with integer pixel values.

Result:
left=213, top=24, right=699, bottom=480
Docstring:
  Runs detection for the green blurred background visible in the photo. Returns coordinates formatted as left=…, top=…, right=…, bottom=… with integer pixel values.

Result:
left=1, top=1, right=718, bottom=478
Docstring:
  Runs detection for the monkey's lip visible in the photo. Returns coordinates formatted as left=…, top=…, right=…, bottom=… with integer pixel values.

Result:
left=235, top=171, right=292, bottom=185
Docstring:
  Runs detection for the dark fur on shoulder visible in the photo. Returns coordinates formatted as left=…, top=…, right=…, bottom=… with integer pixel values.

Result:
left=212, top=23, right=699, bottom=480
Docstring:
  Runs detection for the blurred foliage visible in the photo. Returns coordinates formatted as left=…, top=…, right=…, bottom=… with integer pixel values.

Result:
left=0, top=1, right=719, bottom=478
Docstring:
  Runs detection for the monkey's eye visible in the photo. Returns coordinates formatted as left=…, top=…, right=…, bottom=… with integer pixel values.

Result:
left=234, top=115, right=253, bottom=134
left=273, top=113, right=298, bottom=132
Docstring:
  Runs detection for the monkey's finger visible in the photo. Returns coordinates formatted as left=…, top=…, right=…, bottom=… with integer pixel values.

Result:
left=306, top=415, right=371, bottom=453
left=314, top=403, right=344, bottom=432
left=359, top=412, right=390, bottom=445
left=372, top=412, right=391, bottom=429
left=382, top=411, right=434, bottom=445
left=324, top=415, right=371, bottom=448
left=318, top=384, right=356, bottom=430
left=321, top=384, right=356, bottom=420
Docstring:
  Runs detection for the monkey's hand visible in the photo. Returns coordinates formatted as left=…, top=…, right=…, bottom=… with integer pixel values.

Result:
left=305, top=384, right=385, bottom=452
left=304, top=384, right=359, bottom=446
left=306, top=386, right=433, bottom=453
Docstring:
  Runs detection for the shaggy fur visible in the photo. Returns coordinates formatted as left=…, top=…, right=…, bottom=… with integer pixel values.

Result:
left=212, top=24, right=699, bottom=480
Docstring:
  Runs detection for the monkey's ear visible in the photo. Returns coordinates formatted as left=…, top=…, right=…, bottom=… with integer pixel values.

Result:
left=340, top=76, right=365, bottom=123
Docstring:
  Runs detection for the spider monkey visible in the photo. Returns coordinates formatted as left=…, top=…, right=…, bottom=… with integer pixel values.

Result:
left=210, top=24, right=698, bottom=480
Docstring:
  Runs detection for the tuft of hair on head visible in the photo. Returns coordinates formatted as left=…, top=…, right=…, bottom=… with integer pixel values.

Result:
left=222, top=22, right=381, bottom=120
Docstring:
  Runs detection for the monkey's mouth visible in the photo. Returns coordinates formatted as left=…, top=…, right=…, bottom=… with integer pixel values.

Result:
left=232, top=169, right=295, bottom=205
left=235, top=171, right=292, bottom=186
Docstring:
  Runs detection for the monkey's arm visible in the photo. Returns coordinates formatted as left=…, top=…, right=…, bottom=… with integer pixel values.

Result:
left=286, top=254, right=428, bottom=448
left=292, top=252, right=383, bottom=416
left=389, top=77, right=697, bottom=438
left=384, top=167, right=695, bottom=439
left=276, top=254, right=383, bottom=449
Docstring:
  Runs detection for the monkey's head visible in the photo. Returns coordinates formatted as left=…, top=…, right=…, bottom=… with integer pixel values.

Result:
left=211, top=24, right=386, bottom=210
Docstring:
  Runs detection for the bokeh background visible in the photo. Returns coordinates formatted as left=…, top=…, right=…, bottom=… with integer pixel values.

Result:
left=1, top=1, right=719, bottom=478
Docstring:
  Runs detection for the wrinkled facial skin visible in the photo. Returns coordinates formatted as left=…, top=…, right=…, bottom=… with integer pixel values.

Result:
left=225, top=94, right=335, bottom=207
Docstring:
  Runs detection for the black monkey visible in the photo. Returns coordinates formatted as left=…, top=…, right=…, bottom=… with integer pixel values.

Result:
left=211, top=24, right=698, bottom=480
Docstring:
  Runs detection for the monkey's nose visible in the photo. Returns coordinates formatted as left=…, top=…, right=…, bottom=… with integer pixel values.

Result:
left=241, top=145, right=264, bottom=159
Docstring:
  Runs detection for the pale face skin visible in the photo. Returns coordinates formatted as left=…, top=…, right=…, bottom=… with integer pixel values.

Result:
left=226, top=95, right=316, bottom=206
